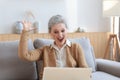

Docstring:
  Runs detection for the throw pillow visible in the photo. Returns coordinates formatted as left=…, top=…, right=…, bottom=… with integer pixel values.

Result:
left=69, top=38, right=96, bottom=72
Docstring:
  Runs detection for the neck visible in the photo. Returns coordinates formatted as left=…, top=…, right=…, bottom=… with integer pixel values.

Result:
left=54, top=42, right=66, bottom=49
left=55, top=43, right=63, bottom=49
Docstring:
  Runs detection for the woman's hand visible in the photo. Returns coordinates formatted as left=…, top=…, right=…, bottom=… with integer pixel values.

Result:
left=22, top=21, right=34, bottom=31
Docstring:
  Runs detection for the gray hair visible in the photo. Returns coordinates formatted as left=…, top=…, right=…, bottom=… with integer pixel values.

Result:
left=48, top=15, right=68, bottom=33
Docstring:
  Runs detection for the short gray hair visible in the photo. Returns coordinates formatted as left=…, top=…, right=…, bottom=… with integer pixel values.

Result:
left=48, top=15, right=68, bottom=33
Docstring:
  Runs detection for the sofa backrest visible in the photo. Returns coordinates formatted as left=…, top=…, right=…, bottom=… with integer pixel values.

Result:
left=0, top=40, right=38, bottom=80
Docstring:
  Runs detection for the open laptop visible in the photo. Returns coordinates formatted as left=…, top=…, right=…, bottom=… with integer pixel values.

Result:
left=42, top=67, right=92, bottom=80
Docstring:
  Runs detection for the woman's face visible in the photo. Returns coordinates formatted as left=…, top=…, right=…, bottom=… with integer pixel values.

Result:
left=50, top=23, right=67, bottom=48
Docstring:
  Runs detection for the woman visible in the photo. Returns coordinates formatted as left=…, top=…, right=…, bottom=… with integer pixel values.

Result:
left=18, top=15, right=88, bottom=79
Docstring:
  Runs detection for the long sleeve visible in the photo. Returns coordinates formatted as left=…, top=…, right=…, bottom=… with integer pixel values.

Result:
left=18, top=30, right=42, bottom=61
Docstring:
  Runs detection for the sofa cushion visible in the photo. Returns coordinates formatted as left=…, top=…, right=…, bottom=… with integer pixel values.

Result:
left=0, top=39, right=38, bottom=80
left=34, top=37, right=96, bottom=72
left=92, top=71, right=120, bottom=80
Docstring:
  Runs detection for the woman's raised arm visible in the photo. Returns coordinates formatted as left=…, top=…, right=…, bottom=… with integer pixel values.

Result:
left=18, top=21, right=41, bottom=61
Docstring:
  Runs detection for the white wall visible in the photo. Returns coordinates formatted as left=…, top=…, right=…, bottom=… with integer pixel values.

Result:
left=0, top=0, right=110, bottom=34
left=77, top=0, right=110, bottom=32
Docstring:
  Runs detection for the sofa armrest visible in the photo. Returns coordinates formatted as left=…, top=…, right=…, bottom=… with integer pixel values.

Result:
left=96, top=59, right=120, bottom=77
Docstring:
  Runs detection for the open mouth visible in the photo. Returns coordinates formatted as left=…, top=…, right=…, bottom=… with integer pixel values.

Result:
left=57, top=38, right=64, bottom=42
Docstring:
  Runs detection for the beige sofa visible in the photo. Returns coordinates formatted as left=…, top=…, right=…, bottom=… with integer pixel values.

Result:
left=0, top=32, right=120, bottom=80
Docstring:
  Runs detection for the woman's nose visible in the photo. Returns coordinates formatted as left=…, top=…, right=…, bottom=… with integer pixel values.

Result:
left=58, top=32, right=63, bottom=37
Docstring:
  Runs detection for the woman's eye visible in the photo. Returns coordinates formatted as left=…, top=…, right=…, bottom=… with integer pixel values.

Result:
left=61, top=30, right=65, bottom=32
left=54, top=31, right=58, bottom=34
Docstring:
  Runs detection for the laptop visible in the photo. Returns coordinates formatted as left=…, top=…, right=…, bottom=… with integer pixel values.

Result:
left=42, top=67, right=92, bottom=80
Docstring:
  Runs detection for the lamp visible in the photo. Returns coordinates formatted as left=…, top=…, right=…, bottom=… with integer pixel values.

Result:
left=103, top=0, right=120, bottom=61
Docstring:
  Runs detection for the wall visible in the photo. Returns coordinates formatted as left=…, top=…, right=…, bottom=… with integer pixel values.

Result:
left=77, top=0, right=110, bottom=32
left=0, top=0, right=110, bottom=34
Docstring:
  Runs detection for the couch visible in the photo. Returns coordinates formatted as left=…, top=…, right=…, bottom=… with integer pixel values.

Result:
left=0, top=32, right=120, bottom=80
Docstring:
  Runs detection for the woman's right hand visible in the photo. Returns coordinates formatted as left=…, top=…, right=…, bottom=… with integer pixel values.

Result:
left=22, top=21, right=34, bottom=31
